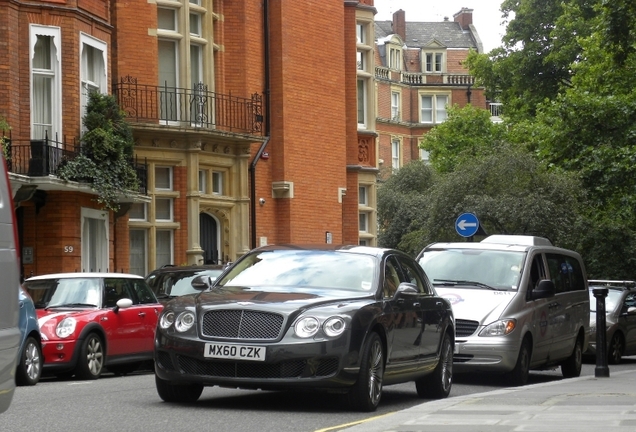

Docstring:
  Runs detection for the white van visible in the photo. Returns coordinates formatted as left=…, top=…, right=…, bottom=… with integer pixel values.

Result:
left=0, top=154, right=20, bottom=413
left=416, top=235, right=589, bottom=385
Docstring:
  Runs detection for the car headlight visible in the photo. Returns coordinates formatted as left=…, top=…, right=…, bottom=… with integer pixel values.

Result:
left=294, top=317, right=320, bottom=338
left=323, top=317, right=346, bottom=337
left=159, top=311, right=175, bottom=329
left=479, top=319, right=516, bottom=337
left=56, top=317, right=77, bottom=338
left=175, top=311, right=196, bottom=332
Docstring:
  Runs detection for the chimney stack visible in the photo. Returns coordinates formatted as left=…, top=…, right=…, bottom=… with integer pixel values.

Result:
left=392, top=9, right=406, bottom=40
left=453, top=7, right=473, bottom=30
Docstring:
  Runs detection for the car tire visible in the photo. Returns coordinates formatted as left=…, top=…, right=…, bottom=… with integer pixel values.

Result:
left=507, top=339, right=531, bottom=386
left=561, top=335, right=583, bottom=378
left=608, top=333, right=624, bottom=365
left=15, top=336, right=42, bottom=386
left=75, top=333, right=104, bottom=380
left=347, top=332, right=384, bottom=412
left=415, top=332, right=453, bottom=399
left=155, top=374, right=203, bottom=403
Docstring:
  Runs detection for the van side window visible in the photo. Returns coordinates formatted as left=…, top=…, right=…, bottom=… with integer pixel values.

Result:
left=546, top=253, right=585, bottom=293
left=527, top=254, right=546, bottom=293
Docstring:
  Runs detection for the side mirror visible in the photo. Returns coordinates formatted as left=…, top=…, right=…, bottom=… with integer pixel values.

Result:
left=530, top=279, right=555, bottom=300
left=191, top=275, right=213, bottom=291
left=114, top=298, right=133, bottom=313
left=396, top=282, right=419, bottom=296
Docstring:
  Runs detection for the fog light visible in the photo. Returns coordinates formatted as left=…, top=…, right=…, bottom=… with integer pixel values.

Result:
left=56, top=344, right=64, bottom=350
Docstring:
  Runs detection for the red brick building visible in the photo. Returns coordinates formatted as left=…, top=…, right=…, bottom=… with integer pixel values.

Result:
left=1, top=0, right=380, bottom=278
left=374, top=8, right=487, bottom=177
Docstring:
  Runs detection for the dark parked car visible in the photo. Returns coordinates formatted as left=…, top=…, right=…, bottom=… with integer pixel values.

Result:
left=154, top=245, right=454, bottom=412
left=16, top=287, right=43, bottom=386
left=586, top=280, right=636, bottom=364
left=145, top=264, right=225, bottom=305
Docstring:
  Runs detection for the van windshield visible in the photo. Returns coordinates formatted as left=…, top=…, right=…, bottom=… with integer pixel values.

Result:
left=419, top=249, right=526, bottom=291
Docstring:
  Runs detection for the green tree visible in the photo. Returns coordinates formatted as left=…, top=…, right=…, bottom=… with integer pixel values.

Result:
left=419, top=104, right=507, bottom=173
left=58, top=92, right=139, bottom=211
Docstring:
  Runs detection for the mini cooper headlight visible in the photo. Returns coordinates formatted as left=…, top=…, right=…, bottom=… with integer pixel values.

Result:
left=56, top=317, right=77, bottom=338
left=160, top=311, right=175, bottom=329
left=294, top=317, right=320, bottom=338
left=479, top=319, right=516, bottom=337
left=323, top=317, right=346, bottom=337
left=175, top=311, right=196, bottom=332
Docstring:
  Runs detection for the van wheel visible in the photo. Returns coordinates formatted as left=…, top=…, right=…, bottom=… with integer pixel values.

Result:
left=415, top=333, right=452, bottom=399
left=608, top=333, right=624, bottom=365
left=508, top=340, right=531, bottom=386
left=561, top=336, right=583, bottom=378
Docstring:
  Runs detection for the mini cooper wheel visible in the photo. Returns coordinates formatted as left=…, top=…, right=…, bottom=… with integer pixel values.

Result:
left=75, top=333, right=104, bottom=380
left=155, top=375, right=204, bottom=403
left=608, top=333, right=624, bottom=365
left=347, top=332, right=384, bottom=412
left=416, top=333, right=453, bottom=399
left=561, top=335, right=583, bottom=378
left=16, top=336, right=42, bottom=386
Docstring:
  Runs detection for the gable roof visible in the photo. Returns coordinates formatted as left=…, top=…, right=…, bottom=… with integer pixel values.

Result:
left=375, top=20, right=479, bottom=50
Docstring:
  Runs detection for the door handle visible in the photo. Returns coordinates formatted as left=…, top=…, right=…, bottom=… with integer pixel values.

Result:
left=138, top=312, right=146, bottom=318
left=413, top=302, right=420, bottom=308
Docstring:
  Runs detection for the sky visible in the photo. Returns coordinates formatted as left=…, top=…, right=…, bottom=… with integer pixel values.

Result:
left=373, top=0, right=510, bottom=53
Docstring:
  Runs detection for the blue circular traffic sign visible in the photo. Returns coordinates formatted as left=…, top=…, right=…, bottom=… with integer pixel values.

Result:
left=455, top=213, right=480, bottom=238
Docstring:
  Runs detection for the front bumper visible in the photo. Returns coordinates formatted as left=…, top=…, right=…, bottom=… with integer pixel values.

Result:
left=41, top=339, right=79, bottom=372
left=453, top=336, right=520, bottom=373
left=154, top=331, right=360, bottom=391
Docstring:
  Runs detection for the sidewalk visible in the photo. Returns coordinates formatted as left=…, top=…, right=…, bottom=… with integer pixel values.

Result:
left=342, top=370, right=636, bottom=432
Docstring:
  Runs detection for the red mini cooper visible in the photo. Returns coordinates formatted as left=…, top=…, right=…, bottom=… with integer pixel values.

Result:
left=23, top=272, right=163, bottom=379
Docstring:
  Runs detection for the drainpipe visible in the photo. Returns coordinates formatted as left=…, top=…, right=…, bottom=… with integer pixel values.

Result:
left=249, top=0, right=271, bottom=249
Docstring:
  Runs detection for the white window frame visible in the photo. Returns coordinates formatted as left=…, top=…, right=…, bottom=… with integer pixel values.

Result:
left=357, top=78, right=367, bottom=128
left=155, top=229, right=174, bottom=268
left=155, top=166, right=173, bottom=190
left=81, top=207, right=109, bottom=273
left=79, top=33, right=108, bottom=131
left=155, top=198, right=174, bottom=222
left=391, top=138, right=401, bottom=171
left=359, top=212, right=369, bottom=233
left=389, top=46, right=401, bottom=70
left=424, top=50, right=445, bottom=73
left=420, top=94, right=449, bottom=124
left=212, top=171, right=223, bottom=195
left=129, top=229, right=148, bottom=276
left=420, top=148, right=431, bottom=162
left=199, top=169, right=207, bottom=193
left=391, top=91, right=400, bottom=121
left=129, top=202, right=147, bottom=221
left=358, top=185, right=368, bottom=206
left=30, top=25, right=62, bottom=141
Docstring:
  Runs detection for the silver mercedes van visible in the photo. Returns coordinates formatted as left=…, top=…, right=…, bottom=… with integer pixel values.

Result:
left=417, top=235, right=589, bottom=386
left=0, top=154, right=20, bottom=413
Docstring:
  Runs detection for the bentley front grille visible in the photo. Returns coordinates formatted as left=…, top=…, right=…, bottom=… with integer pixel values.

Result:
left=202, top=310, right=284, bottom=340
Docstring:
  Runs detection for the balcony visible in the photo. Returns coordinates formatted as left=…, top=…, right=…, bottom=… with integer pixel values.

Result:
left=113, top=76, right=264, bottom=137
left=375, top=66, right=475, bottom=86
left=3, top=132, right=147, bottom=194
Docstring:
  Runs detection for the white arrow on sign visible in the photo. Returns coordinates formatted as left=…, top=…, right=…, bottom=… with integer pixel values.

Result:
left=458, top=220, right=477, bottom=231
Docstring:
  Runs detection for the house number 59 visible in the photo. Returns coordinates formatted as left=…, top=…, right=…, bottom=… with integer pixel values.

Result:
left=64, top=246, right=74, bottom=253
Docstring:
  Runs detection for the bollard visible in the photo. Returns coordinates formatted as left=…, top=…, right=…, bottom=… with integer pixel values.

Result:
left=593, top=287, right=610, bottom=377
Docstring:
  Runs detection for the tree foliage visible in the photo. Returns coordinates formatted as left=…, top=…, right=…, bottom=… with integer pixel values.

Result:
left=58, top=92, right=139, bottom=211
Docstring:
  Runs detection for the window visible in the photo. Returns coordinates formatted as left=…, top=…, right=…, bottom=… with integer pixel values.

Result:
left=212, top=171, right=223, bottom=195
left=30, top=26, right=61, bottom=141
left=359, top=186, right=368, bottom=206
left=391, top=91, right=400, bottom=120
left=155, top=166, right=172, bottom=190
left=359, top=239, right=368, bottom=246
left=357, top=79, right=367, bottom=127
left=389, top=47, right=401, bottom=70
left=357, top=51, right=365, bottom=71
left=189, top=13, right=201, bottom=36
left=356, top=23, right=365, bottom=44
left=424, top=51, right=444, bottom=73
left=546, top=254, right=585, bottom=293
left=391, top=138, right=401, bottom=170
left=129, top=229, right=147, bottom=276
left=359, top=213, right=368, bottom=232
left=420, top=95, right=448, bottom=124
left=129, top=203, right=147, bottom=221
left=80, top=34, right=107, bottom=129
left=158, top=8, right=177, bottom=31
left=156, top=230, right=173, bottom=268
left=199, top=170, right=207, bottom=193
left=81, top=208, right=108, bottom=273
left=155, top=198, right=173, bottom=221
left=420, top=149, right=430, bottom=162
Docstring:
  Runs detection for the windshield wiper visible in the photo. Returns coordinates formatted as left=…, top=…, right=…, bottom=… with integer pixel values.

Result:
left=45, top=303, right=97, bottom=310
left=433, top=279, right=499, bottom=290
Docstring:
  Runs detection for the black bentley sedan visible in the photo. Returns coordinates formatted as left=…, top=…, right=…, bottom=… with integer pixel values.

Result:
left=154, top=245, right=454, bottom=411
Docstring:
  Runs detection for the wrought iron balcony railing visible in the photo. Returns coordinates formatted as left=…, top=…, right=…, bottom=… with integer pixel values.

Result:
left=2, top=131, right=147, bottom=194
left=113, top=76, right=264, bottom=136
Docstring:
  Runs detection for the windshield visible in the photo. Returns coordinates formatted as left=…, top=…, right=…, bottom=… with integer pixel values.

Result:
left=146, top=269, right=223, bottom=297
left=419, top=249, right=525, bottom=291
left=216, top=250, right=376, bottom=293
left=23, top=278, right=101, bottom=308
left=589, top=289, right=623, bottom=313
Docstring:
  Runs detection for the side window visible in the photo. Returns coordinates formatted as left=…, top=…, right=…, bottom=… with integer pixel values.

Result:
left=396, top=257, right=426, bottom=294
left=546, top=253, right=585, bottom=293
left=131, top=279, right=157, bottom=304
left=383, top=257, right=401, bottom=299
left=624, top=293, right=636, bottom=312
left=527, top=254, right=547, bottom=299
left=103, top=278, right=134, bottom=307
